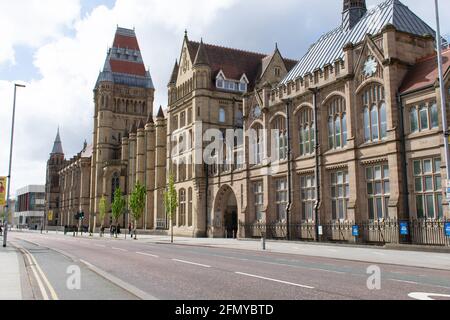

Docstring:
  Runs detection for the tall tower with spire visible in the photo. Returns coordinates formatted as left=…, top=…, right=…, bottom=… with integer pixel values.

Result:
left=342, top=0, right=367, bottom=30
left=90, top=26, right=155, bottom=227
left=45, top=128, right=65, bottom=226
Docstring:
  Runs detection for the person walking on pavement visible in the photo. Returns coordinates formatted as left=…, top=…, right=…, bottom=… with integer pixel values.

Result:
left=128, top=222, right=132, bottom=238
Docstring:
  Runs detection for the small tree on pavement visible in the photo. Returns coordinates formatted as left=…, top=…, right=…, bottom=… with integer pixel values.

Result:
left=129, top=181, right=147, bottom=240
left=111, top=188, right=125, bottom=238
left=98, top=195, right=107, bottom=237
left=163, top=174, right=178, bottom=244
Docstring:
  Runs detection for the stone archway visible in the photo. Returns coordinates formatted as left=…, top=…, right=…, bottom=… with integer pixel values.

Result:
left=213, top=185, right=238, bottom=238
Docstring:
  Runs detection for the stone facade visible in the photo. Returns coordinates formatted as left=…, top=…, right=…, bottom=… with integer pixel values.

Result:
left=45, top=0, right=450, bottom=241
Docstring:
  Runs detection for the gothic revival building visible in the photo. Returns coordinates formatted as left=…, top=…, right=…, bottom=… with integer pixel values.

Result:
left=45, top=0, right=450, bottom=244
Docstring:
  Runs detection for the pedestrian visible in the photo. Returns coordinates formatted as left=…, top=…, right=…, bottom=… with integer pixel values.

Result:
left=128, top=222, right=132, bottom=236
left=0, top=224, right=3, bottom=236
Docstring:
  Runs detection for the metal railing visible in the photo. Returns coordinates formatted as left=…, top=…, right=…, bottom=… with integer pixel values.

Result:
left=239, top=219, right=450, bottom=247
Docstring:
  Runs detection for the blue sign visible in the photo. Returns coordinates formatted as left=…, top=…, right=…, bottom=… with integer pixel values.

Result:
left=352, top=225, right=359, bottom=237
left=445, top=223, right=450, bottom=237
left=400, top=222, right=409, bottom=236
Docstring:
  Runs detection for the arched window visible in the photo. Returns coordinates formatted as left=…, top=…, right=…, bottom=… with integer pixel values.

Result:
left=272, top=116, right=287, bottom=160
left=409, top=102, right=438, bottom=133
left=298, top=108, right=315, bottom=156
left=362, top=83, right=387, bottom=142
left=111, top=172, right=120, bottom=202
left=327, top=97, right=347, bottom=150
left=219, top=108, right=226, bottom=123
left=179, top=189, right=186, bottom=227
left=250, top=123, right=264, bottom=165
left=188, top=188, right=193, bottom=227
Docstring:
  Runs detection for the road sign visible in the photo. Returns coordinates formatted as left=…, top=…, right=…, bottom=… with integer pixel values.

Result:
left=400, top=221, right=409, bottom=236
left=0, top=177, right=6, bottom=206
left=352, top=225, right=359, bottom=237
left=445, top=222, right=450, bottom=237
left=318, top=226, right=323, bottom=236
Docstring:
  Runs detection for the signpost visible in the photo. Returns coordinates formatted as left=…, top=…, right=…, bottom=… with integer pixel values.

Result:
left=352, top=225, right=359, bottom=237
left=400, top=221, right=409, bottom=236
left=445, top=222, right=450, bottom=238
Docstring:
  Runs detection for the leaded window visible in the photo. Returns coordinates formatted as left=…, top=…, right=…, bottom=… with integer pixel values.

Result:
left=254, top=181, right=264, bottom=221
left=301, top=175, right=316, bottom=221
left=331, top=171, right=349, bottom=221
left=298, top=108, right=315, bottom=156
left=366, top=165, right=390, bottom=220
left=362, top=84, right=387, bottom=142
left=413, top=158, right=443, bottom=219
left=327, top=97, right=347, bottom=150
left=276, top=178, right=288, bottom=221
left=409, top=102, right=438, bottom=133
left=272, top=116, right=288, bottom=160
left=179, top=189, right=186, bottom=226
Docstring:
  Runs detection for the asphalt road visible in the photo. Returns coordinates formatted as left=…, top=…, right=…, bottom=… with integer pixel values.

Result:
left=9, top=231, right=450, bottom=300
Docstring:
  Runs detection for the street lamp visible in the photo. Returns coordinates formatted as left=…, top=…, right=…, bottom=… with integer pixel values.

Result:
left=434, top=0, right=450, bottom=208
left=3, top=83, right=26, bottom=248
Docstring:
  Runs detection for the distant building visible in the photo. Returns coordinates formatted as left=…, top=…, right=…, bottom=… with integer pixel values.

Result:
left=15, top=185, right=45, bottom=229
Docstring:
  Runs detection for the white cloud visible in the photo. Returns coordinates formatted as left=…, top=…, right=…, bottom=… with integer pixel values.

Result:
left=0, top=0, right=449, bottom=198
left=0, top=0, right=81, bottom=66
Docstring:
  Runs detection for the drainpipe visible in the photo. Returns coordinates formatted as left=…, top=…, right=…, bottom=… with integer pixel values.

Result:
left=397, top=93, right=410, bottom=223
left=285, top=98, right=293, bottom=241
left=310, top=88, right=321, bottom=242
left=204, top=162, right=209, bottom=238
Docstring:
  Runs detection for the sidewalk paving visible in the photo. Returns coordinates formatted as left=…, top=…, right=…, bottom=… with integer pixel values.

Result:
left=0, top=246, right=22, bottom=300
left=14, top=229, right=450, bottom=271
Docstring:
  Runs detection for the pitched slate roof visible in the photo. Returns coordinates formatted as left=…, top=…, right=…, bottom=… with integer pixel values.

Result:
left=281, top=0, right=435, bottom=85
left=186, top=40, right=297, bottom=89
left=96, top=27, right=154, bottom=89
left=400, top=49, right=450, bottom=94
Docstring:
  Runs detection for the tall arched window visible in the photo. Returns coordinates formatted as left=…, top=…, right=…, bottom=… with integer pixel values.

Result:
left=362, top=83, right=387, bottom=142
left=179, top=189, right=186, bottom=227
left=327, top=97, right=347, bottom=150
left=250, top=123, right=264, bottom=165
left=298, top=108, right=315, bottom=156
left=272, top=116, right=287, bottom=160
left=111, top=172, right=120, bottom=202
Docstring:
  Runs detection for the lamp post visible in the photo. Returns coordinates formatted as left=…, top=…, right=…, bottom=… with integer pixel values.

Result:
left=3, top=83, right=26, bottom=248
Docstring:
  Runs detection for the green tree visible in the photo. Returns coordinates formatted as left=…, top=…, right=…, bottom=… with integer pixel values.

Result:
left=111, top=188, right=126, bottom=238
left=163, top=174, right=178, bottom=243
left=129, top=181, right=147, bottom=240
left=98, top=195, right=107, bottom=237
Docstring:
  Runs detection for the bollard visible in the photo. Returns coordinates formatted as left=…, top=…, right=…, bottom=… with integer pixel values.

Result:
left=261, top=234, right=266, bottom=251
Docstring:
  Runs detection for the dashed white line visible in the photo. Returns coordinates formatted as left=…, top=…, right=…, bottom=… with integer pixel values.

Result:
left=172, top=259, right=211, bottom=268
left=136, top=252, right=159, bottom=258
left=389, top=279, right=419, bottom=285
left=235, top=272, right=314, bottom=289
left=112, top=247, right=128, bottom=252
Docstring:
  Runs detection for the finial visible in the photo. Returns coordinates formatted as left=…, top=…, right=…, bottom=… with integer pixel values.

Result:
left=275, top=42, right=278, bottom=50
left=184, top=29, right=188, bottom=38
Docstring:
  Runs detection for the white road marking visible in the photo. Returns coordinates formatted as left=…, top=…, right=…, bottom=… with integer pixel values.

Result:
left=112, top=247, right=128, bottom=252
left=95, top=244, right=106, bottom=248
left=136, top=252, right=159, bottom=258
left=235, top=272, right=314, bottom=289
left=389, top=279, right=419, bottom=285
left=409, top=292, right=450, bottom=300
left=172, top=259, right=211, bottom=268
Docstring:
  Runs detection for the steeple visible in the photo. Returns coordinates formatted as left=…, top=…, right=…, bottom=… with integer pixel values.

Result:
left=193, top=39, right=210, bottom=67
left=342, top=0, right=367, bottom=30
left=51, top=128, right=64, bottom=155
left=168, top=60, right=179, bottom=86
left=156, top=106, right=165, bottom=119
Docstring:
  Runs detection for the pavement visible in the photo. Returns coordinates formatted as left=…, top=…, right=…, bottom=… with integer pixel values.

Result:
left=5, top=230, right=450, bottom=300
left=0, top=246, right=23, bottom=300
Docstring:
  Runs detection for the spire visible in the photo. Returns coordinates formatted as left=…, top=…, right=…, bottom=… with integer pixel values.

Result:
left=146, top=113, right=154, bottom=124
left=156, top=106, right=165, bottom=119
left=130, top=122, right=137, bottom=134
left=342, top=0, right=367, bottom=30
left=168, top=60, right=179, bottom=86
left=51, top=127, right=64, bottom=155
left=193, top=39, right=210, bottom=67
left=137, top=119, right=145, bottom=130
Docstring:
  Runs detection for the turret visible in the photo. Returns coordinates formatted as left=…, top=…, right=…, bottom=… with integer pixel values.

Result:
left=193, top=40, right=211, bottom=89
left=342, top=0, right=367, bottom=30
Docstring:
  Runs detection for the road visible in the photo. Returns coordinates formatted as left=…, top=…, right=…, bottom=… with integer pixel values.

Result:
left=9, top=231, right=450, bottom=300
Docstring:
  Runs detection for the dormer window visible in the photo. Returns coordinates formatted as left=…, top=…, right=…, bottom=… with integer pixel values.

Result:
left=239, top=82, right=247, bottom=92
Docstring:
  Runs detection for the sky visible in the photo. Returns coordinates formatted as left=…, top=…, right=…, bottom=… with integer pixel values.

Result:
left=0, top=0, right=449, bottom=198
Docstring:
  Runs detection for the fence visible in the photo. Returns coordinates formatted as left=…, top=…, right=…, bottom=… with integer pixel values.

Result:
left=239, top=219, right=450, bottom=247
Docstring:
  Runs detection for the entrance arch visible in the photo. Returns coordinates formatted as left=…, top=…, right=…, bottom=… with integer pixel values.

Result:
left=213, top=185, right=238, bottom=238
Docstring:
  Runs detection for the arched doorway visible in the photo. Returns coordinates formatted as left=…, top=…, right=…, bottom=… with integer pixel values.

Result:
left=213, top=185, right=238, bottom=238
